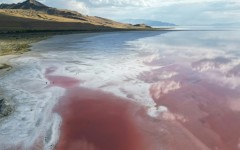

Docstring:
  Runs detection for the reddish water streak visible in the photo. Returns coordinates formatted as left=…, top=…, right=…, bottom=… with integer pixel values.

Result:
left=46, top=75, right=81, bottom=88
left=45, top=67, right=81, bottom=88
left=150, top=80, right=240, bottom=150
left=54, top=87, right=149, bottom=150
left=43, top=67, right=240, bottom=150
left=11, top=68, right=229, bottom=150
left=47, top=71, right=219, bottom=150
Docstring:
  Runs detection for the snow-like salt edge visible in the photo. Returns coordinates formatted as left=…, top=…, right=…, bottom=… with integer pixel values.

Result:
left=0, top=57, right=65, bottom=149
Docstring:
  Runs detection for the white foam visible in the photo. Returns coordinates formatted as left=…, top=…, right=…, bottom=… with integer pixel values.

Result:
left=44, top=113, right=62, bottom=150
left=150, top=80, right=181, bottom=99
left=147, top=106, right=168, bottom=118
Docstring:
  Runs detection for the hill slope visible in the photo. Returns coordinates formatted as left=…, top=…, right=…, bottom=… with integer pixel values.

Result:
left=0, top=0, right=151, bottom=32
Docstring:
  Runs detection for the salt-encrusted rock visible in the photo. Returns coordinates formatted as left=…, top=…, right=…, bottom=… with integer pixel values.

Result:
left=0, top=96, right=13, bottom=118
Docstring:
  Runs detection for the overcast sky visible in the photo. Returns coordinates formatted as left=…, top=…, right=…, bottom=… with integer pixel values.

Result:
left=1, top=0, right=240, bottom=25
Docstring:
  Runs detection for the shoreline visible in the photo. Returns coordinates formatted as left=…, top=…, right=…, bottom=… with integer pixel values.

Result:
left=0, top=32, right=54, bottom=120
left=0, top=28, right=176, bottom=58
left=0, top=28, right=166, bottom=34
left=0, top=29, right=149, bottom=120
left=0, top=29, right=168, bottom=56
left=0, top=32, right=57, bottom=56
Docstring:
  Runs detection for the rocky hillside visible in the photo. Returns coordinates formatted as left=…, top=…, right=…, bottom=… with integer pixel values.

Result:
left=0, top=0, right=47, bottom=9
left=0, top=0, right=151, bottom=32
left=0, top=0, right=87, bottom=20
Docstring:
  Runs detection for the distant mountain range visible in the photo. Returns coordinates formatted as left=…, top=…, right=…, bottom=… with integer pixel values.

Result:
left=121, top=19, right=176, bottom=26
left=209, top=23, right=240, bottom=27
left=0, top=0, right=151, bottom=33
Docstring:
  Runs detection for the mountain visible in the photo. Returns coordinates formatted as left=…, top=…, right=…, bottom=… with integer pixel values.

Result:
left=0, top=0, right=48, bottom=9
left=0, top=0, right=86, bottom=20
left=122, top=19, right=175, bottom=26
left=0, top=0, right=151, bottom=32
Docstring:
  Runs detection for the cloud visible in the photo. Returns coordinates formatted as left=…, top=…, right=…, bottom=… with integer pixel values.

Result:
left=0, top=0, right=239, bottom=25
left=85, top=0, right=240, bottom=8
left=0, top=0, right=88, bottom=13
left=0, top=0, right=22, bottom=3
left=82, top=0, right=240, bottom=25
left=44, top=0, right=88, bottom=13
left=88, top=0, right=153, bottom=7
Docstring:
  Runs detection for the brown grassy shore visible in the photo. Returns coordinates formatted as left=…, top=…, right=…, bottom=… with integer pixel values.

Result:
left=0, top=9, right=156, bottom=56
left=0, top=9, right=154, bottom=33
left=0, top=32, right=53, bottom=56
left=0, top=7, right=159, bottom=56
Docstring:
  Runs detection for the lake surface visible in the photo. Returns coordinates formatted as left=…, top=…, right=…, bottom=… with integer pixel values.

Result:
left=1, top=30, right=240, bottom=150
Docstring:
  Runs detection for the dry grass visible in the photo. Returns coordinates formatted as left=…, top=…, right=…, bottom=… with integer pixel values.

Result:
left=0, top=9, right=144, bottom=31
left=0, top=9, right=83, bottom=22
left=0, top=9, right=152, bottom=56
left=0, top=10, right=130, bottom=27
left=0, top=13, right=120, bottom=32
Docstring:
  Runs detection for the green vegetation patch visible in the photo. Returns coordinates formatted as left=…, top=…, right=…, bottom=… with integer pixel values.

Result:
left=0, top=33, right=53, bottom=56
left=0, top=96, right=13, bottom=118
left=0, top=63, right=12, bottom=70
